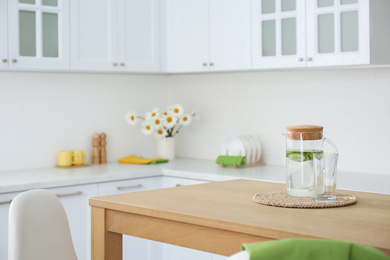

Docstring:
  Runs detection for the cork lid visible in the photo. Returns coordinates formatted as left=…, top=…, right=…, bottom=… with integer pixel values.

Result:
left=285, top=125, right=323, bottom=140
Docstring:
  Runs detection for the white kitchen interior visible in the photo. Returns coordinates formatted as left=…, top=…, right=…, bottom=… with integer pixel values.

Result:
left=1, top=0, right=390, bottom=259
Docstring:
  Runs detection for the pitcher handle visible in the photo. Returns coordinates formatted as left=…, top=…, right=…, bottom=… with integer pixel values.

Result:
left=324, top=138, right=338, bottom=154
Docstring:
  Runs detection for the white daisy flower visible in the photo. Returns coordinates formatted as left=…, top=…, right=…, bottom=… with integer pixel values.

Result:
left=125, top=111, right=138, bottom=126
left=154, top=127, right=167, bottom=138
left=141, top=122, right=154, bottom=135
left=163, top=113, right=177, bottom=129
left=152, top=116, right=163, bottom=128
left=146, top=108, right=160, bottom=121
left=179, top=113, right=192, bottom=126
left=168, top=104, right=184, bottom=116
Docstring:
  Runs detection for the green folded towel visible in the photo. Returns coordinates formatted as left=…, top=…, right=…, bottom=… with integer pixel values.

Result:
left=149, top=159, right=169, bottom=164
left=242, top=239, right=390, bottom=260
left=216, top=155, right=246, bottom=166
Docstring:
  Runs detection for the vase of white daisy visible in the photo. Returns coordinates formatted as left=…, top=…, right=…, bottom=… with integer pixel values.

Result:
left=125, top=104, right=198, bottom=161
left=157, top=137, right=175, bottom=160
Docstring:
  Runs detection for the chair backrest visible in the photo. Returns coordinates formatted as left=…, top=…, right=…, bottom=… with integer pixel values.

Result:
left=8, top=189, right=78, bottom=260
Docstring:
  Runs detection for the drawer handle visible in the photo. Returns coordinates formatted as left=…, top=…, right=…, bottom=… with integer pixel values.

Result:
left=117, top=184, right=143, bottom=191
left=175, top=184, right=183, bottom=187
left=0, top=199, right=12, bottom=205
left=56, top=191, right=83, bottom=198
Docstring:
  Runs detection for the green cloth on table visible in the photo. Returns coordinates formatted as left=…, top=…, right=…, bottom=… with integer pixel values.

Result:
left=216, top=155, right=246, bottom=166
left=242, top=239, right=390, bottom=260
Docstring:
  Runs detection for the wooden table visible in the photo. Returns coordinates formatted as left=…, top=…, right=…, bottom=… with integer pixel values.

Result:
left=89, top=179, right=390, bottom=260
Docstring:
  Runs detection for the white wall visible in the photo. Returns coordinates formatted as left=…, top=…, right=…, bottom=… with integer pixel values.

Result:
left=1, top=67, right=389, bottom=176
left=170, top=67, right=390, bottom=176
left=0, top=71, right=170, bottom=171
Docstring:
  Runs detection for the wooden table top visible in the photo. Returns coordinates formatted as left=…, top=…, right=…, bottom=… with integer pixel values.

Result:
left=89, top=179, right=390, bottom=254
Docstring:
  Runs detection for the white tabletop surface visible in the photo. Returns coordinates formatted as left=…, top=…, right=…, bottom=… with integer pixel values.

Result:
left=1, top=158, right=389, bottom=194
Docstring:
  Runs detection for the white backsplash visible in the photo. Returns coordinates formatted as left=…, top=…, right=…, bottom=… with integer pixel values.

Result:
left=0, top=72, right=170, bottom=172
left=1, top=67, right=389, bottom=176
left=169, top=67, right=390, bottom=176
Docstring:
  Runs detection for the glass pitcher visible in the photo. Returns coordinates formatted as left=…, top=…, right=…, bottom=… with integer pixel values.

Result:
left=284, top=125, right=338, bottom=198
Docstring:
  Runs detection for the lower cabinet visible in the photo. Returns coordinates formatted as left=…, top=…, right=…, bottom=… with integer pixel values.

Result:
left=0, top=176, right=229, bottom=260
left=97, top=177, right=161, bottom=260
left=0, top=191, right=20, bottom=260
left=47, top=184, right=98, bottom=260
left=0, top=184, right=97, bottom=260
left=160, top=177, right=227, bottom=260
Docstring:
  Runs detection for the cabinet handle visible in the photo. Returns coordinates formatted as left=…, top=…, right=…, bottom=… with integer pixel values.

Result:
left=56, top=191, right=83, bottom=198
left=209, top=62, right=214, bottom=66
left=202, top=63, right=207, bottom=67
left=306, top=57, right=312, bottom=61
left=113, top=63, right=118, bottom=66
left=12, top=59, right=17, bottom=63
left=298, top=57, right=303, bottom=62
left=0, top=199, right=12, bottom=205
left=2, top=59, right=7, bottom=63
left=117, top=184, right=143, bottom=191
left=120, top=63, right=125, bottom=67
left=175, top=184, right=183, bottom=187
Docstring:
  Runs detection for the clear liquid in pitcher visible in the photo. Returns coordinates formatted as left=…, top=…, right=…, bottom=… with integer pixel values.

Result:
left=286, top=150, right=323, bottom=197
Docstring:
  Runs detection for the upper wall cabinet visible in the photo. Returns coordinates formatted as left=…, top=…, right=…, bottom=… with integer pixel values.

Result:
left=70, top=0, right=160, bottom=72
left=165, top=0, right=251, bottom=73
left=0, top=1, right=8, bottom=70
left=252, top=0, right=390, bottom=69
left=2, top=0, right=69, bottom=70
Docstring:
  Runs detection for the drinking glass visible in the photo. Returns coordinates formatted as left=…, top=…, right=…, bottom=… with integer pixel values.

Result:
left=314, top=152, right=338, bottom=202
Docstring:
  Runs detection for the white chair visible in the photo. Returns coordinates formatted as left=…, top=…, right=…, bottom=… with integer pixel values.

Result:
left=8, top=189, right=78, bottom=260
left=228, top=250, right=250, bottom=260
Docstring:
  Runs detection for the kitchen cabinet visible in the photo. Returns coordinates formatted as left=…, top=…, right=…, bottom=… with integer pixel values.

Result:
left=70, top=0, right=160, bottom=72
left=0, top=191, right=20, bottom=260
left=252, top=0, right=390, bottom=69
left=2, top=0, right=70, bottom=70
left=46, top=184, right=97, bottom=260
left=161, top=177, right=228, bottom=260
left=0, top=0, right=8, bottom=69
left=0, top=184, right=96, bottom=260
left=97, top=177, right=162, bottom=260
left=165, top=0, right=251, bottom=72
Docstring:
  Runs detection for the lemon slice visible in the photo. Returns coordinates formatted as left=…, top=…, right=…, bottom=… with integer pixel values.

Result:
left=288, top=153, right=306, bottom=162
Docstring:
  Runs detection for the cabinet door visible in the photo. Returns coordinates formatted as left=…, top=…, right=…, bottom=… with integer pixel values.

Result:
left=161, top=177, right=214, bottom=260
left=70, top=0, right=118, bottom=71
left=47, top=184, right=98, bottom=260
left=0, top=191, right=20, bottom=260
left=209, top=0, right=251, bottom=71
left=252, top=0, right=306, bottom=69
left=306, top=0, right=370, bottom=66
left=166, top=0, right=209, bottom=72
left=162, top=176, right=208, bottom=188
left=118, top=0, right=160, bottom=72
left=98, top=178, right=161, bottom=260
left=8, top=0, right=70, bottom=70
left=0, top=0, right=8, bottom=69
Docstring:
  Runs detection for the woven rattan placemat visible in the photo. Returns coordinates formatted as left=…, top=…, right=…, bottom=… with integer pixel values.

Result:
left=252, top=191, right=357, bottom=208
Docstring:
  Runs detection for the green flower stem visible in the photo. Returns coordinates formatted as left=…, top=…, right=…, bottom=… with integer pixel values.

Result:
left=173, top=125, right=183, bottom=137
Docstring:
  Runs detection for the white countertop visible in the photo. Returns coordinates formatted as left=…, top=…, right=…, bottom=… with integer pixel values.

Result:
left=1, top=158, right=389, bottom=194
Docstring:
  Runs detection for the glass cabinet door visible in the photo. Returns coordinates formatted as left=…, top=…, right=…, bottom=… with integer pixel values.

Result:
left=306, top=0, right=370, bottom=66
left=0, top=0, right=8, bottom=69
left=252, top=0, right=306, bottom=68
left=8, top=0, right=69, bottom=69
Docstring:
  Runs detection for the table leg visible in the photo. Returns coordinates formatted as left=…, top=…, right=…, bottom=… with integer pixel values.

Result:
left=91, top=206, right=122, bottom=260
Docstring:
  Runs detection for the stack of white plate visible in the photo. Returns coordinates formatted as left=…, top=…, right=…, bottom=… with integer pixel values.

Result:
left=220, top=135, right=262, bottom=164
